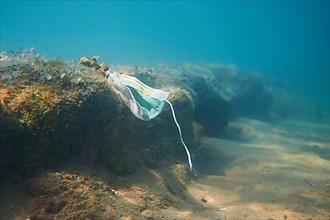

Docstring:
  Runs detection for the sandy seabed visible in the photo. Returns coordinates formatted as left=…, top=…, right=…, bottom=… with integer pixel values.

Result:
left=1, top=117, right=329, bottom=220
left=189, top=118, right=329, bottom=220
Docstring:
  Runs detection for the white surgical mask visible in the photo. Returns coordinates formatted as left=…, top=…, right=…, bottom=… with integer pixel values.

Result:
left=108, top=71, right=169, bottom=121
left=107, top=71, right=192, bottom=171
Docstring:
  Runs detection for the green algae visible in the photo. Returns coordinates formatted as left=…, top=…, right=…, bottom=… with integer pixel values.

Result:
left=0, top=55, right=196, bottom=178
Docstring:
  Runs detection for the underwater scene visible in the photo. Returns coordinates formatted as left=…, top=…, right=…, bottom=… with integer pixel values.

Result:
left=0, top=1, right=329, bottom=220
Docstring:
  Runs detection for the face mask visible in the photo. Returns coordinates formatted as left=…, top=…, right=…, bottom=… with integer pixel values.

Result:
left=107, top=71, right=192, bottom=170
left=108, top=71, right=169, bottom=121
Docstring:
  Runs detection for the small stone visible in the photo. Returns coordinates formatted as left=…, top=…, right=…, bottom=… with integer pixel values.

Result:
left=201, top=198, right=207, bottom=203
left=141, top=209, right=154, bottom=219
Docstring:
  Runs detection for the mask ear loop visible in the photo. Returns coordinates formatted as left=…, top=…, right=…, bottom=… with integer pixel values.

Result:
left=164, top=99, right=193, bottom=171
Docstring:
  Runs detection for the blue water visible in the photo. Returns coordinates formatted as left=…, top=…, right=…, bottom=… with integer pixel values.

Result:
left=1, top=1, right=329, bottom=112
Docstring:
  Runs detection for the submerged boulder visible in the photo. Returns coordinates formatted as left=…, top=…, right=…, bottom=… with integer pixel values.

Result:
left=0, top=50, right=278, bottom=179
left=156, top=63, right=273, bottom=135
left=189, top=75, right=230, bottom=136
left=0, top=51, right=195, bottom=178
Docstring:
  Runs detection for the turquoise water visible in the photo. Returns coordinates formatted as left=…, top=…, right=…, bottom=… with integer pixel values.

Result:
left=1, top=1, right=329, bottom=111
left=0, top=2, right=329, bottom=219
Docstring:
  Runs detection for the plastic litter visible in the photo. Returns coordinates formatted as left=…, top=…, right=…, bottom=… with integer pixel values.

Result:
left=44, top=72, right=52, bottom=81
left=107, top=71, right=193, bottom=170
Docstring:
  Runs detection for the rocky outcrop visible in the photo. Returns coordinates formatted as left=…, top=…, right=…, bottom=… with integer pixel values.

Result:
left=153, top=63, right=273, bottom=135
left=2, top=50, right=307, bottom=179
left=0, top=52, right=195, bottom=178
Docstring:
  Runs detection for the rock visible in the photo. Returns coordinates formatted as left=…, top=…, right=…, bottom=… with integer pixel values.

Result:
left=0, top=50, right=277, bottom=179
left=46, top=200, right=67, bottom=213
left=169, top=63, right=273, bottom=134
left=0, top=51, right=197, bottom=178
left=141, top=209, right=155, bottom=219
left=191, top=76, right=230, bottom=135
left=231, top=78, right=272, bottom=119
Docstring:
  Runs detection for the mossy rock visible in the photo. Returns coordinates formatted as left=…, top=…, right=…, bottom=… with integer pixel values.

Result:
left=0, top=58, right=196, bottom=178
